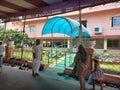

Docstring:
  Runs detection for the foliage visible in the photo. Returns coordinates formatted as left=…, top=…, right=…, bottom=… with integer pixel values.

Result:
left=0, top=29, right=32, bottom=48
left=69, top=61, right=120, bottom=75
left=43, top=50, right=65, bottom=58
left=95, top=52, right=120, bottom=62
left=13, top=48, right=65, bottom=65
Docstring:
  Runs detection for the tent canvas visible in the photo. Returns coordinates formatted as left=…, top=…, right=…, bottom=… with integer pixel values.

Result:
left=42, top=17, right=91, bottom=39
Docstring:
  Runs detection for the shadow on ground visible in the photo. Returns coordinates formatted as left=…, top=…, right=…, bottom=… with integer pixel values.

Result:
left=0, top=65, right=118, bottom=90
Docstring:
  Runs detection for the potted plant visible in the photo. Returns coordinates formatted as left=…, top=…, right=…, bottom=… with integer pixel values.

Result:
left=7, top=36, right=14, bottom=46
left=82, top=38, right=96, bottom=48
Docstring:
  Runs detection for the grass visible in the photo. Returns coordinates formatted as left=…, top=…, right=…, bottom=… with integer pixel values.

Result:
left=13, top=49, right=32, bottom=60
left=70, top=62, right=120, bottom=75
left=100, top=64, right=120, bottom=75
left=5, top=48, right=120, bottom=75
left=12, top=48, right=66, bottom=65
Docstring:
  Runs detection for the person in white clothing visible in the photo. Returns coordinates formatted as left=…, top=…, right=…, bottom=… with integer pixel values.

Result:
left=0, top=42, right=4, bottom=67
left=32, top=39, right=42, bottom=77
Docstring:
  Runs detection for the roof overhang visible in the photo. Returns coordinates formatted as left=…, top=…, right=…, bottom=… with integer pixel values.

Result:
left=92, top=35, right=120, bottom=39
left=0, top=0, right=120, bottom=22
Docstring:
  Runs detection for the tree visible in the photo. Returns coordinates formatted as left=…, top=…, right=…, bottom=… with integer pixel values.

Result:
left=0, top=29, right=32, bottom=48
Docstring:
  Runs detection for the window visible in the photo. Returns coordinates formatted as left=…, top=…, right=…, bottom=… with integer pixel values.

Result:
left=82, top=20, right=87, bottom=27
left=112, top=16, right=120, bottom=27
left=78, top=20, right=87, bottom=27
left=107, top=40, right=119, bottom=49
left=29, top=26, right=35, bottom=32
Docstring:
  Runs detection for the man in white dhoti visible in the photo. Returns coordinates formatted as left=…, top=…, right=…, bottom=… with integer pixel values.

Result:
left=32, top=39, right=42, bottom=77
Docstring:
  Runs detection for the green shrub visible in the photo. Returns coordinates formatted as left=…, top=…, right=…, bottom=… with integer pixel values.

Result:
left=15, top=43, right=21, bottom=48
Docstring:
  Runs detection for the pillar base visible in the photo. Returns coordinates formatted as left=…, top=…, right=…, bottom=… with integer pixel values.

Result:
left=5, top=45, right=14, bottom=60
left=103, top=49, right=107, bottom=53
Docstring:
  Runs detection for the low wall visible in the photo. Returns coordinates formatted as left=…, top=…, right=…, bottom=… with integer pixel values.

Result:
left=64, top=68, right=120, bottom=85
left=104, top=73, right=120, bottom=85
left=3, top=58, right=48, bottom=69
left=100, top=61, right=120, bottom=64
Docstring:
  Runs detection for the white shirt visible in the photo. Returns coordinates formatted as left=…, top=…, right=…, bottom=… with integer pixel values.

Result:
left=0, top=45, right=4, bottom=55
left=32, top=44, right=42, bottom=60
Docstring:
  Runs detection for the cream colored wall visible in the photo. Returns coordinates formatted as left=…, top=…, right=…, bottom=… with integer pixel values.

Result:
left=6, top=2, right=120, bottom=39
left=82, top=9, right=120, bottom=36
left=5, top=3, right=120, bottom=49
left=8, top=6, right=120, bottom=39
left=6, top=21, right=23, bottom=31
left=23, top=9, right=120, bottom=50
left=25, top=19, right=47, bottom=38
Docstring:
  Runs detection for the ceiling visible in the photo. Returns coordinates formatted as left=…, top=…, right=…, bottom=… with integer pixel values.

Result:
left=0, top=0, right=120, bottom=22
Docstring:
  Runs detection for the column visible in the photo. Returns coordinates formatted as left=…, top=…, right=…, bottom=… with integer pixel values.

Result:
left=67, top=39, right=70, bottom=49
left=5, top=41, right=14, bottom=60
left=104, top=38, right=107, bottom=52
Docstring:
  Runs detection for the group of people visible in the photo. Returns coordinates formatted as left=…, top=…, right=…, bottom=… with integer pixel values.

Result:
left=0, top=39, right=105, bottom=90
left=32, top=40, right=105, bottom=90
left=73, top=44, right=105, bottom=90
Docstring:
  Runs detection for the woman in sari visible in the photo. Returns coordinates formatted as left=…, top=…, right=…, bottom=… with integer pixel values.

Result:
left=73, top=45, right=88, bottom=90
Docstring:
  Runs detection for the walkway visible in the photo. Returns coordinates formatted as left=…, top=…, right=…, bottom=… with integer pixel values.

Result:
left=0, top=65, right=118, bottom=90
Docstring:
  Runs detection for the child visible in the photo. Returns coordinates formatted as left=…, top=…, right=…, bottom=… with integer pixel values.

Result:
left=88, top=55, right=105, bottom=90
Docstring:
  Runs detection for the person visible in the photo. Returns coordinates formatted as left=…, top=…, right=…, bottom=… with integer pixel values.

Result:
left=32, top=39, right=43, bottom=77
left=0, top=41, right=4, bottom=67
left=73, top=44, right=88, bottom=90
left=92, top=55, right=105, bottom=90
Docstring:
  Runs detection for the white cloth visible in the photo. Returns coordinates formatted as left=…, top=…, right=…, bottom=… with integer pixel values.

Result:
left=32, top=45, right=42, bottom=60
left=32, top=58, right=40, bottom=73
left=32, top=44, right=42, bottom=73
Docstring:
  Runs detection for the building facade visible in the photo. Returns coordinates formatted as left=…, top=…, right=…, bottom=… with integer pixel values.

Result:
left=5, top=2, right=120, bottom=50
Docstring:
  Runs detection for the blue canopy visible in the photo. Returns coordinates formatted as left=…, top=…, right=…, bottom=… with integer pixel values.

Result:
left=42, top=17, right=91, bottom=39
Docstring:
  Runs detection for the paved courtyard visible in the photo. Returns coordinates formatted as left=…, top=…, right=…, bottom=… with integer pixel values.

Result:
left=0, top=65, right=119, bottom=90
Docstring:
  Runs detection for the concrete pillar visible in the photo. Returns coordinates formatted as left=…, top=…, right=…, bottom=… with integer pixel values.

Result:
left=67, top=39, right=70, bottom=49
left=104, top=38, right=107, bottom=52
left=5, top=41, right=14, bottom=60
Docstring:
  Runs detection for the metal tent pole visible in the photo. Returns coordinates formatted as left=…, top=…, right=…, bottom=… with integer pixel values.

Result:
left=78, top=0, right=82, bottom=45
left=21, top=16, right=26, bottom=60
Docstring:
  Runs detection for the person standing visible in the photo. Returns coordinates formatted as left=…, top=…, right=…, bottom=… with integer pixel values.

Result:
left=0, top=41, right=4, bottom=67
left=92, top=55, right=105, bottom=90
left=32, top=39, right=42, bottom=77
left=73, top=44, right=88, bottom=90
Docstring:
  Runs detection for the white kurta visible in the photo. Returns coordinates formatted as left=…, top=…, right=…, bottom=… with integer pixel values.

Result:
left=32, top=45, right=42, bottom=73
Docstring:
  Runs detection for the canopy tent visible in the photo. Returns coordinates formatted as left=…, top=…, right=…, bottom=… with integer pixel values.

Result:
left=0, top=0, right=119, bottom=22
left=42, top=17, right=91, bottom=39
